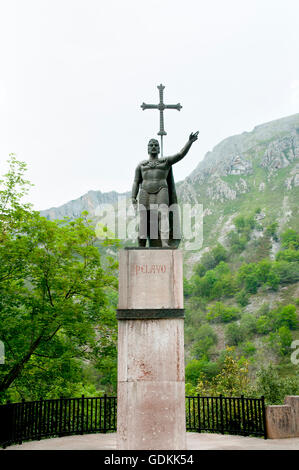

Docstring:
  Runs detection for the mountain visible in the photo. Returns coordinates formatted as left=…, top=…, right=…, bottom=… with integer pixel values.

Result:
left=176, top=113, right=299, bottom=262
left=40, top=190, right=129, bottom=221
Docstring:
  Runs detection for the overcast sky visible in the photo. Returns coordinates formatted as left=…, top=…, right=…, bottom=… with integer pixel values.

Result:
left=0, top=0, right=299, bottom=210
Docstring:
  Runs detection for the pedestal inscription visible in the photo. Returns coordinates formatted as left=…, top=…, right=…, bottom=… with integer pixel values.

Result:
left=117, top=248, right=183, bottom=313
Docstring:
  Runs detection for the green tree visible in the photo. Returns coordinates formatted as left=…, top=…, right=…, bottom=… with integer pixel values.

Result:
left=211, top=243, right=228, bottom=264
left=276, top=249, right=299, bottom=263
left=227, top=230, right=247, bottom=253
left=255, top=364, right=299, bottom=404
left=265, top=222, right=279, bottom=241
left=196, top=347, right=250, bottom=397
left=268, top=327, right=293, bottom=356
left=225, top=322, right=245, bottom=346
left=236, top=289, right=250, bottom=307
left=200, top=251, right=217, bottom=270
left=0, top=157, right=118, bottom=401
left=281, top=229, right=299, bottom=250
left=190, top=324, right=218, bottom=359
left=237, top=263, right=260, bottom=293
left=185, top=357, right=219, bottom=386
left=239, top=341, right=256, bottom=357
left=257, top=315, right=273, bottom=334
left=207, top=302, right=240, bottom=323
left=272, top=260, right=299, bottom=284
left=275, top=304, right=298, bottom=330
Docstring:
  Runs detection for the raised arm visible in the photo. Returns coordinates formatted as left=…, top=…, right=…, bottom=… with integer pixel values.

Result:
left=167, top=131, right=199, bottom=165
left=132, top=164, right=142, bottom=206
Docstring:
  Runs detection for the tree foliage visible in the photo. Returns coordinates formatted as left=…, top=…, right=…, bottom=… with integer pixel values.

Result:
left=0, top=156, right=118, bottom=401
left=195, top=348, right=250, bottom=397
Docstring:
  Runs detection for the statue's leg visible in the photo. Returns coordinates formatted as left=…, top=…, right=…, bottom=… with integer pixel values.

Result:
left=149, top=201, right=158, bottom=246
left=138, top=202, right=148, bottom=247
left=157, top=189, right=170, bottom=248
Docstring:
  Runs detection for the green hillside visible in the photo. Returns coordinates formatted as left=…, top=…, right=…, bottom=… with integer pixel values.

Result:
left=177, top=114, right=299, bottom=401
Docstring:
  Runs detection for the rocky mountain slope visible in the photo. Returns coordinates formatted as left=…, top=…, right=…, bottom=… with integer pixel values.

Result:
left=40, top=190, right=129, bottom=220
left=176, top=113, right=299, bottom=265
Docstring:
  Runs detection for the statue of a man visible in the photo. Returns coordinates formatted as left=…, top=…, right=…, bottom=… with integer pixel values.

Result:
left=132, top=131, right=199, bottom=248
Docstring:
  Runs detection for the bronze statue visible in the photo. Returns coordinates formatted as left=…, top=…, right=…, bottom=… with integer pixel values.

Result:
left=132, top=132, right=199, bottom=248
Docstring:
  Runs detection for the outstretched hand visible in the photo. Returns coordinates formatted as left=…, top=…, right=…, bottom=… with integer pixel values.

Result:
left=189, top=131, right=199, bottom=143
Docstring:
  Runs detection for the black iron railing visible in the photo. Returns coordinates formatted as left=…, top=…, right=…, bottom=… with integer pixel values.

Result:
left=186, top=395, right=266, bottom=439
left=0, top=394, right=266, bottom=447
left=0, top=394, right=117, bottom=448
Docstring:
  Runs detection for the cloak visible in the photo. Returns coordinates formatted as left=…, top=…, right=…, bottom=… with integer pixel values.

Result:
left=166, top=166, right=181, bottom=248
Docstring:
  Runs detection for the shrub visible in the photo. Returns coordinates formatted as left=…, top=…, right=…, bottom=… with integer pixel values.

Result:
left=185, top=357, right=219, bottom=386
left=193, top=263, right=206, bottom=277
left=190, top=324, right=218, bottom=359
left=184, top=277, right=193, bottom=297
left=272, top=260, right=299, bottom=284
left=200, top=251, right=217, bottom=270
left=236, top=289, right=250, bottom=306
left=196, top=347, right=250, bottom=397
left=281, top=229, right=299, bottom=250
left=227, top=230, right=247, bottom=253
left=265, top=222, right=279, bottom=241
left=237, top=263, right=260, bottom=293
left=257, top=315, right=273, bottom=334
left=212, top=243, right=228, bottom=264
left=274, top=304, right=298, bottom=330
left=255, top=363, right=299, bottom=404
left=225, top=322, right=245, bottom=346
left=240, top=341, right=256, bottom=357
left=268, top=326, right=293, bottom=356
left=276, top=249, right=299, bottom=263
left=239, top=314, right=258, bottom=337
left=207, top=302, right=241, bottom=323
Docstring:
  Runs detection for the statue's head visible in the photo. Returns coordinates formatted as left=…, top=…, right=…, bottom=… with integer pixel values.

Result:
left=148, top=139, right=160, bottom=156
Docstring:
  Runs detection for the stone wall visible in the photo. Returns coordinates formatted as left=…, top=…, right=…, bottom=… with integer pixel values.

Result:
left=266, top=396, right=299, bottom=438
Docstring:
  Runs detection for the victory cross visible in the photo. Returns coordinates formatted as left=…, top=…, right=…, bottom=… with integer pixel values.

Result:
left=132, top=83, right=199, bottom=248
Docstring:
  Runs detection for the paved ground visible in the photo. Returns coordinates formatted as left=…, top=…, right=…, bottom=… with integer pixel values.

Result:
left=4, top=433, right=299, bottom=450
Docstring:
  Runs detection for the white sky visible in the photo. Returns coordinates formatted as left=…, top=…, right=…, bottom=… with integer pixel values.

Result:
left=0, top=0, right=299, bottom=210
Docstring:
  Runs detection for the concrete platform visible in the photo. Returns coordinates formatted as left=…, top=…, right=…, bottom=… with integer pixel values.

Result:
left=3, top=433, right=299, bottom=450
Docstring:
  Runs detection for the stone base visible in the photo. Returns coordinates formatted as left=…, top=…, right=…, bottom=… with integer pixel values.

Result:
left=118, top=249, right=183, bottom=310
left=266, top=405, right=295, bottom=439
left=266, top=396, right=299, bottom=438
left=117, top=318, right=186, bottom=450
left=284, top=396, right=299, bottom=436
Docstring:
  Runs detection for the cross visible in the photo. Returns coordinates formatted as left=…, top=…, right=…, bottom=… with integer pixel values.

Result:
left=141, top=84, right=182, bottom=156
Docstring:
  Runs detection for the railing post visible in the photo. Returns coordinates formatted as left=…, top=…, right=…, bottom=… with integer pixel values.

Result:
left=104, top=394, right=107, bottom=434
left=6, top=400, right=13, bottom=446
left=241, top=394, right=246, bottom=436
left=197, top=394, right=201, bottom=433
left=59, top=396, right=63, bottom=436
left=81, top=395, right=84, bottom=435
left=19, top=399, right=25, bottom=444
left=38, top=398, right=42, bottom=440
left=261, top=396, right=267, bottom=439
left=219, top=395, right=224, bottom=434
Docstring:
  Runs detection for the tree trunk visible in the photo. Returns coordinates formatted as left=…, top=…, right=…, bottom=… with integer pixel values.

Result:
left=0, top=335, right=43, bottom=393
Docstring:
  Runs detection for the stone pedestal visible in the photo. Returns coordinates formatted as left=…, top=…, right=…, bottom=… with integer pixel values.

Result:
left=266, top=396, right=299, bottom=438
left=117, top=248, right=186, bottom=450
